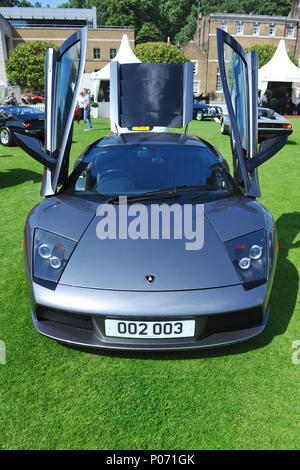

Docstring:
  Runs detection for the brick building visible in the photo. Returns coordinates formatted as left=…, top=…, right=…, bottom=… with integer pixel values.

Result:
left=0, top=7, right=135, bottom=87
left=184, top=9, right=300, bottom=99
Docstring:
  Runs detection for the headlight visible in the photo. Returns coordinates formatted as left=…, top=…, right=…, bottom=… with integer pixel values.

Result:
left=225, top=230, right=267, bottom=289
left=33, top=229, right=76, bottom=284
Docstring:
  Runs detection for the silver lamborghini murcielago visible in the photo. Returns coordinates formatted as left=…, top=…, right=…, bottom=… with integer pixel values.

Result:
left=15, top=28, right=287, bottom=350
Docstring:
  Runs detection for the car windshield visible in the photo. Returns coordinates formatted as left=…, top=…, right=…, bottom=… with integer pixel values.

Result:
left=10, top=107, right=44, bottom=117
left=64, top=143, right=240, bottom=202
left=258, top=108, right=276, bottom=119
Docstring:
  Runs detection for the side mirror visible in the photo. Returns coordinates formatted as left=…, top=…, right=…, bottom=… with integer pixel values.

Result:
left=14, top=133, right=57, bottom=169
left=246, top=135, right=287, bottom=172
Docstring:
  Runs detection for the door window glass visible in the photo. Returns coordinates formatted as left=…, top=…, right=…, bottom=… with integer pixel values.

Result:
left=53, top=41, right=80, bottom=152
left=224, top=43, right=249, bottom=152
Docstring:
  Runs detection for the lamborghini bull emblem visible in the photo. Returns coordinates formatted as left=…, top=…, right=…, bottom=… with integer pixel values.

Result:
left=145, top=274, right=155, bottom=284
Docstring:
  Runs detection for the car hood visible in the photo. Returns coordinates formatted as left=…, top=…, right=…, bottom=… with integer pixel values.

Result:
left=204, top=196, right=267, bottom=242
left=194, top=103, right=211, bottom=109
left=28, top=195, right=96, bottom=242
left=59, top=200, right=243, bottom=291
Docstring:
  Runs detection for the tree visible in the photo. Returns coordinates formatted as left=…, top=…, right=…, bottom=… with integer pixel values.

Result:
left=174, top=3, right=198, bottom=47
left=58, top=0, right=110, bottom=25
left=58, top=0, right=88, bottom=7
left=0, top=0, right=33, bottom=5
left=245, top=44, right=298, bottom=67
left=86, top=0, right=110, bottom=25
left=105, top=0, right=161, bottom=30
left=134, top=42, right=190, bottom=64
left=105, top=0, right=138, bottom=28
left=136, top=22, right=164, bottom=43
left=6, top=41, right=58, bottom=93
left=199, top=0, right=292, bottom=16
left=159, top=0, right=197, bottom=39
left=55, top=0, right=293, bottom=45
left=58, top=0, right=164, bottom=37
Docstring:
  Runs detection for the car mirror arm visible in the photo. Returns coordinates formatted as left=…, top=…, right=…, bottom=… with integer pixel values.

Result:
left=14, top=133, right=57, bottom=170
left=246, top=135, right=288, bottom=172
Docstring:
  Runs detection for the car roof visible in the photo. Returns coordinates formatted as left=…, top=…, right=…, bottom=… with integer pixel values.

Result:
left=96, top=132, right=209, bottom=148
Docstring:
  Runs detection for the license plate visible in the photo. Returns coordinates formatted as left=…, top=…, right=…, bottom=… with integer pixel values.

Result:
left=130, top=126, right=150, bottom=131
left=105, top=319, right=195, bottom=339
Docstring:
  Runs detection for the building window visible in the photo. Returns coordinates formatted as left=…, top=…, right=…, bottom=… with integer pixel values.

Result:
left=192, top=60, right=198, bottom=75
left=220, top=22, right=227, bottom=31
left=110, top=48, right=117, bottom=59
left=268, top=24, right=276, bottom=36
left=93, top=48, right=101, bottom=59
left=4, top=35, right=10, bottom=60
left=216, top=68, right=222, bottom=93
left=253, top=23, right=260, bottom=36
left=193, top=81, right=199, bottom=94
left=236, top=22, right=243, bottom=35
left=287, top=27, right=294, bottom=38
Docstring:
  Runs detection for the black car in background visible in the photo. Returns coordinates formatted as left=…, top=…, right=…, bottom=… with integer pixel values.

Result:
left=0, top=106, right=44, bottom=146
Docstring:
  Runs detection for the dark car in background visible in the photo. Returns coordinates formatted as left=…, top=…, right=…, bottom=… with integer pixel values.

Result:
left=193, top=98, right=223, bottom=121
left=0, top=106, right=44, bottom=146
left=220, top=107, right=293, bottom=142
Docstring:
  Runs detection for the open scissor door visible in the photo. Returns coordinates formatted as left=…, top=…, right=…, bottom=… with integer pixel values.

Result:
left=217, top=28, right=260, bottom=197
left=15, top=27, right=87, bottom=195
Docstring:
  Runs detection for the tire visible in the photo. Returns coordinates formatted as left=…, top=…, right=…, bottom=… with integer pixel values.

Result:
left=220, top=119, right=228, bottom=135
left=0, top=127, right=14, bottom=146
left=195, top=110, right=204, bottom=121
left=220, top=120, right=226, bottom=134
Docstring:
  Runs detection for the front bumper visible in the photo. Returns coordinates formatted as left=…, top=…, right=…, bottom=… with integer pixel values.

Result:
left=205, top=108, right=222, bottom=117
left=193, top=108, right=222, bottom=119
left=30, top=281, right=271, bottom=350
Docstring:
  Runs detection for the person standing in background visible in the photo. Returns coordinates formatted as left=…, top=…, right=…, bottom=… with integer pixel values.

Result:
left=258, top=90, right=261, bottom=106
left=4, top=91, right=17, bottom=106
left=76, top=91, right=85, bottom=124
left=83, top=88, right=92, bottom=131
left=282, top=91, right=291, bottom=115
left=296, top=94, right=300, bottom=116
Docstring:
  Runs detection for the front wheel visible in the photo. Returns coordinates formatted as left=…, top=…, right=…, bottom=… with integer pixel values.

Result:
left=195, top=110, right=204, bottom=121
left=0, top=127, right=14, bottom=146
left=220, top=119, right=228, bottom=135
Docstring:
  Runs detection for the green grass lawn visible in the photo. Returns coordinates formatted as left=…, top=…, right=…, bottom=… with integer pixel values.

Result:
left=0, top=117, right=299, bottom=450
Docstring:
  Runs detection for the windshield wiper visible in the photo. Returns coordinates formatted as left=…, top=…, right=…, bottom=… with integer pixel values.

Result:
left=104, top=189, right=179, bottom=205
left=104, top=185, right=219, bottom=205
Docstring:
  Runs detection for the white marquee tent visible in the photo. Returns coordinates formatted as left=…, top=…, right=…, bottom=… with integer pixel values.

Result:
left=91, top=34, right=141, bottom=102
left=258, top=39, right=300, bottom=99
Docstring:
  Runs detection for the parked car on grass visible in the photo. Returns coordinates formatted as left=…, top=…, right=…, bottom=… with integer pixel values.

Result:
left=193, top=97, right=223, bottom=121
left=0, top=106, right=44, bottom=146
left=220, top=107, right=293, bottom=142
left=15, top=28, right=288, bottom=351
